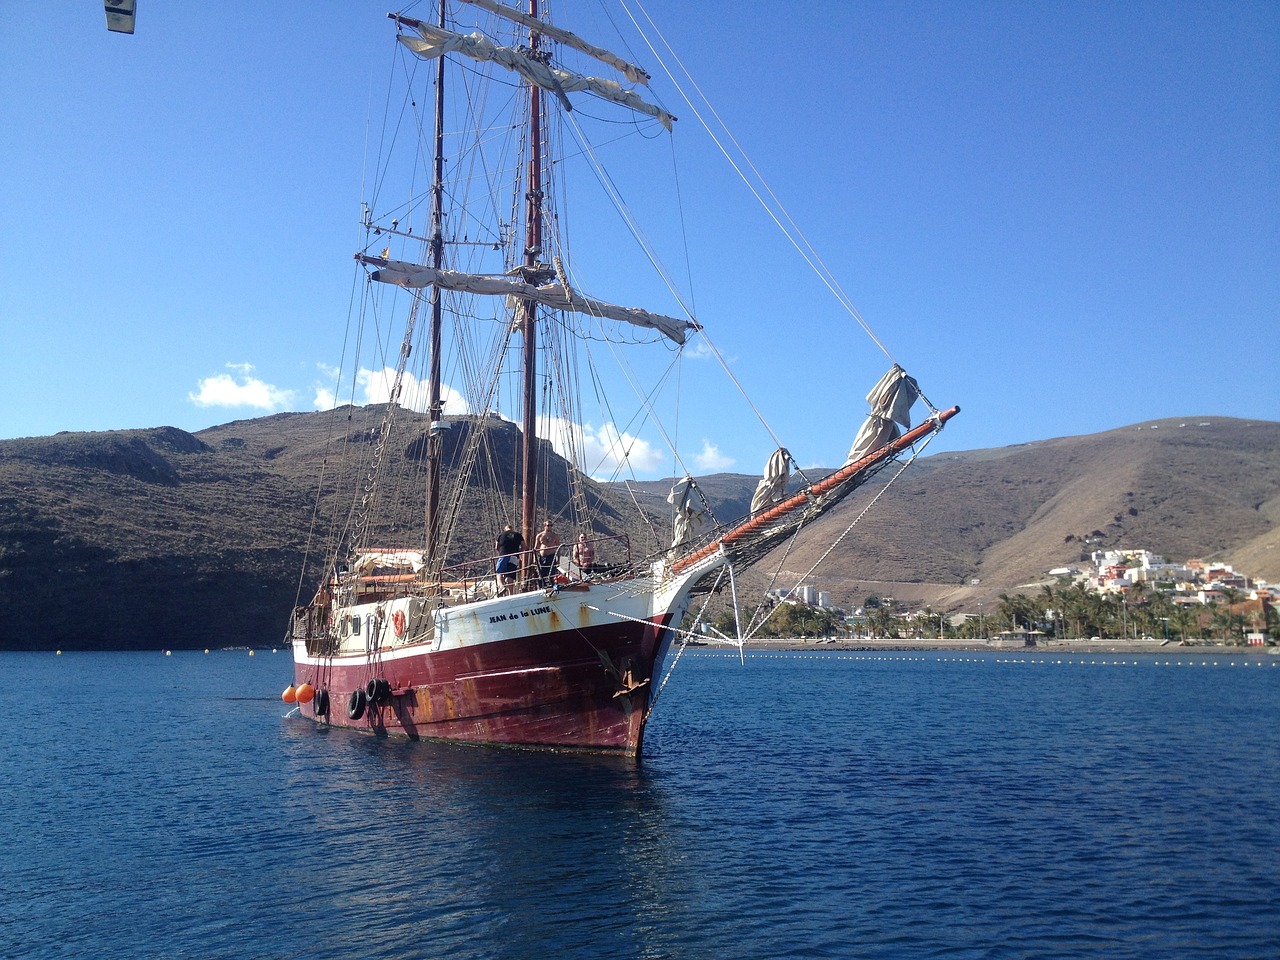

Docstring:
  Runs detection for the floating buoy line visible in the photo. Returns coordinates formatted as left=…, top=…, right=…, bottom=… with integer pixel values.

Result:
left=684, top=650, right=1277, bottom=668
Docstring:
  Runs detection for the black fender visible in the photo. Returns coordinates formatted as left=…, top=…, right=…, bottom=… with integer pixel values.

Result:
left=347, top=687, right=367, bottom=720
left=365, top=677, right=391, bottom=704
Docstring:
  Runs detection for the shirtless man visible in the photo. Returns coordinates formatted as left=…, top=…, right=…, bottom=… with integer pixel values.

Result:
left=533, top=520, right=561, bottom=586
left=571, top=533, right=595, bottom=578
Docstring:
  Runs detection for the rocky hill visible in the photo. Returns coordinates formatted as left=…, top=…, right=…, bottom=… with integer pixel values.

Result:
left=616, top=416, right=1280, bottom=611
left=0, top=407, right=648, bottom=651
left=1, top=413, right=1276, bottom=649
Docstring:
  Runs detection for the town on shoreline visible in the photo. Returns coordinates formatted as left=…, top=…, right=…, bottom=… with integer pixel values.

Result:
left=736, top=548, right=1277, bottom=648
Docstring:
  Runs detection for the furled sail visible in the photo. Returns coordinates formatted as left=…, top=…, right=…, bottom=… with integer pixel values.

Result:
left=749, top=447, right=791, bottom=514
left=357, top=255, right=697, bottom=345
left=458, top=0, right=652, bottom=85
left=397, top=22, right=675, bottom=130
left=844, top=364, right=921, bottom=463
left=667, top=476, right=705, bottom=550
left=351, top=551, right=425, bottom=576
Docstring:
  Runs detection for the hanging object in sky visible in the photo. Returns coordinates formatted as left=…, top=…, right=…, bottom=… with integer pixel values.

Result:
left=105, top=0, right=136, bottom=34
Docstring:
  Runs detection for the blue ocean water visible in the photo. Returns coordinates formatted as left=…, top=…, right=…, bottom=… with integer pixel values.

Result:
left=2, top=648, right=1277, bottom=959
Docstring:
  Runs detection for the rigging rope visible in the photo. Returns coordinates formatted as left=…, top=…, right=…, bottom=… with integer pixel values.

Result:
left=740, top=429, right=942, bottom=643
left=621, top=0, right=898, bottom=368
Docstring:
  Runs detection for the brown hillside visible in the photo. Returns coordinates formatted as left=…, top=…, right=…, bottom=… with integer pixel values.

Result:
left=1, top=413, right=1275, bottom=649
left=0, top=408, right=648, bottom=650
left=615, top=417, right=1279, bottom=612
left=774, top=417, right=1280, bottom=611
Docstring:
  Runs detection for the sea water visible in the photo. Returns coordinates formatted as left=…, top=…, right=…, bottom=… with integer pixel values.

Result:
left=1, top=649, right=1277, bottom=959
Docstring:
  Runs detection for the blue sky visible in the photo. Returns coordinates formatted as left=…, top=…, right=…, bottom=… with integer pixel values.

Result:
left=2, top=1, right=1276, bottom=477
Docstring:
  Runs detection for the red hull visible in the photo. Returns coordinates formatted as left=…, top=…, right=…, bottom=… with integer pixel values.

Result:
left=293, top=613, right=673, bottom=757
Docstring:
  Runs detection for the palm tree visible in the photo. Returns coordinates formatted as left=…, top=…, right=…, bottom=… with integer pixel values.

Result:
left=1209, top=607, right=1234, bottom=643
left=1245, top=607, right=1265, bottom=643
left=870, top=604, right=896, bottom=639
left=997, top=592, right=1038, bottom=634
left=1058, top=582, right=1094, bottom=639
left=1040, top=583, right=1064, bottom=638
left=1216, top=588, right=1247, bottom=644
left=1168, top=605, right=1198, bottom=642
left=1126, top=580, right=1158, bottom=636
left=1219, top=586, right=1245, bottom=607
left=1146, top=593, right=1176, bottom=640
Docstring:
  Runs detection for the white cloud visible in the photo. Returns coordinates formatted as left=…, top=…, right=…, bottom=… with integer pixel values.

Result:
left=312, top=363, right=340, bottom=409
left=693, top=439, right=735, bottom=472
left=539, top=416, right=666, bottom=478
left=189, top=364, right=295, bottom=410
left=357, top=366, right=404, bottom=407
left=305, top=366, right=664, bottom=476
left=683, top=337, right=715, bottom=361
left=311, top=366, right=470, bottom=416
left=357, top=366, right=470, bottom=416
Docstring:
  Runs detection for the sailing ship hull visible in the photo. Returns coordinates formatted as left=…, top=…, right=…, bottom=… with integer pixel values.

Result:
left=290, top=574, right=700, bottom=757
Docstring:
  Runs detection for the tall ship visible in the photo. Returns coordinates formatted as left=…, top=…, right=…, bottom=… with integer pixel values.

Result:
left=286, top=1, right=958, bottom=757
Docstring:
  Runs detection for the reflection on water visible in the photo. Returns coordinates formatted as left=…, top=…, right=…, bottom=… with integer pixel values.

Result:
left=276, top=719, right=688, bottom=959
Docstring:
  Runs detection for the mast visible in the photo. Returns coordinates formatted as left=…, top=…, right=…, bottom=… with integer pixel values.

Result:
left=373, top=6, right=690, bottom=565
left=425, top=0, right=447, bottom=565
left=519, top=0, right=545, bottom=559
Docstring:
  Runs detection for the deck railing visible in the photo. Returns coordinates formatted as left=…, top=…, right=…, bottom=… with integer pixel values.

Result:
left=293, top=533, right=635, bottom=653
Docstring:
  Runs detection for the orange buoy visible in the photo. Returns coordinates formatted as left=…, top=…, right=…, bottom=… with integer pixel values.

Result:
left=281, top=685, right=298, bottom=704
left=295, top=682, right=315, bottom=704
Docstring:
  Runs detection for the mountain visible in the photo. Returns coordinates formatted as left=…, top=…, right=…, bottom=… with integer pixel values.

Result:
left=0, top=407, right=648, bottom=651
left=615, top=417, right=1280, bottom=610
left=2, top=414, right=1276, bottom=649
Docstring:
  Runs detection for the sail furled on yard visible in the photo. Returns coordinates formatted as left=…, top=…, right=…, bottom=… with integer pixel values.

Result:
left=396, top=22, right=675, bottom=130
left=844, top=365, right=921, bottom=463
left=357, top=256, right=697, bottom=345
left=749, top=447, right=791, bottom=514
left=457, top=0, right=652, bottom=85
left=667, top=476, right=706, bottom=550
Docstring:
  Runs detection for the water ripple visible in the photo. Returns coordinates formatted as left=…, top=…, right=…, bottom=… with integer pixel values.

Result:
left=2, top=650, right=1277, bottom=958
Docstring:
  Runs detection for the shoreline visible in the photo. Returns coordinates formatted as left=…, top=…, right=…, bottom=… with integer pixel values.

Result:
left=716, top=637, right=1277, bottom=655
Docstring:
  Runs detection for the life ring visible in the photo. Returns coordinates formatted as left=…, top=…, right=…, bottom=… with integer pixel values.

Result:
left=392, top=610, right=407, bottom=638
left=313, top=688, right=329, bottom=717
left=347, top=688, right=367, bottom=720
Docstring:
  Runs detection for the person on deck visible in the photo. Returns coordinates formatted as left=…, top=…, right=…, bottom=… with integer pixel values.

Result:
left=494, top=523, right=523, bottom=595
left=533, top=520, right=561, bottom=586
left=571, top=534, right=595, bottom=578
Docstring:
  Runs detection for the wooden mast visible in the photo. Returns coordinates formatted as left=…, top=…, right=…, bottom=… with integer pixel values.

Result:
left=519, top=0, right=545, bottom=570
left=425, top=0, right=447, bottom=566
